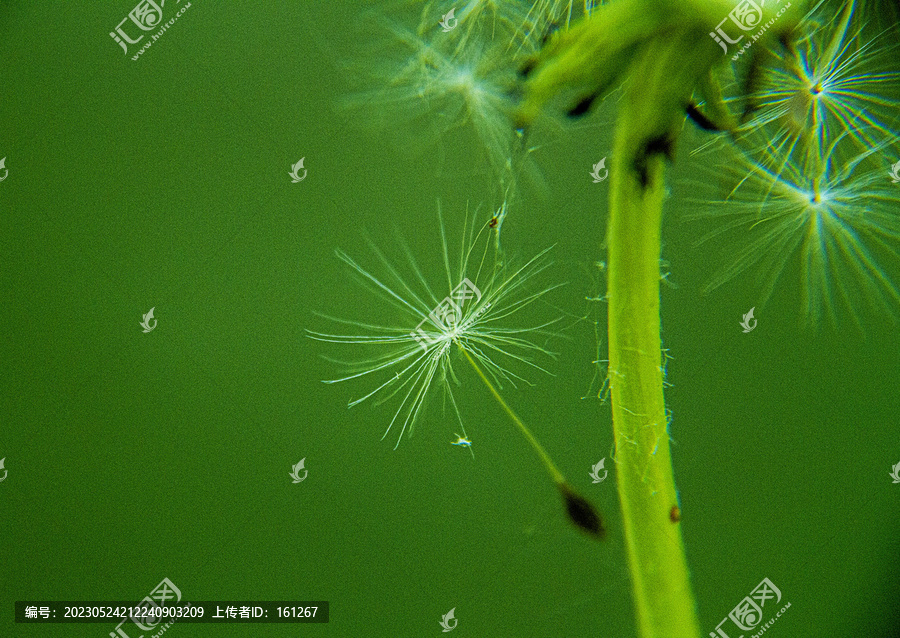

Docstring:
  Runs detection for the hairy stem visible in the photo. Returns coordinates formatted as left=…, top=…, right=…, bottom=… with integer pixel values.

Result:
left=606, top=32, right=719, bottom=638
left=511, top=0, right=807, bottom=631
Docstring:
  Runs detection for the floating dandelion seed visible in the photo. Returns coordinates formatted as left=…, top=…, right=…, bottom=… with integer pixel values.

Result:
left=341, top=1, right=586, bottom=208
left=762, top=1, right=897, bottom=154
left=686, top=0, right=900, bottom=326
left=699, top=0, right=900, bottom=168
left=308, top=204, right=562, bottom=448
left=309, top=204, right=605, bottom=539
left=342, top=6, right=525, bottom=179
left=687, top=130, right=900, bottom=326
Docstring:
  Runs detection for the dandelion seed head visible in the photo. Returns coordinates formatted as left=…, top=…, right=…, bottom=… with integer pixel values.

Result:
left=309, top=205, right=563, bottom=447
left=686, top=0, right=900, bottom=327
left=700, top=0, right=900, bottom=168
left=687, top=135, right=900, bottom=326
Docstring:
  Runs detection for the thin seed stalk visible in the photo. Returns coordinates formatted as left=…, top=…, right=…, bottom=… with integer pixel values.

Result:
left=459, top=342, right=606, bottom=539
left=458, top=343, right=565, bottom=485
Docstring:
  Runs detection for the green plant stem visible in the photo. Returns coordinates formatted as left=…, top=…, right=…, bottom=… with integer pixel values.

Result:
left=606, top=33, right=717, bottom=638
left=510, top=0, right=808, bottom=630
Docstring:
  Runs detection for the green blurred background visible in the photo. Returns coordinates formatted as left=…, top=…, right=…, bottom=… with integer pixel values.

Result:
left=1, top=1, right=898, bottom=636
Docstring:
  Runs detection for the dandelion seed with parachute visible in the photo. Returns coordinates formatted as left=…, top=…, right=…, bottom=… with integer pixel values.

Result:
left=308, top=204, right=560, bottom=447
left=687, top=130, right=900, bottom=326
left=308, top=204, right=605, bottom=538
left=342, top=6, right=526, bottom=180
left=696, top=0, right=900, bottom=168
left=686, top=0, right=900, bottom=326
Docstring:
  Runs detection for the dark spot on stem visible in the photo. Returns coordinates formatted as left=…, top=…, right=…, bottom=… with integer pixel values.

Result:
left=518, top=58, right=537, bottom=79
left=633, top=132, right=675, bottom=189
left=670, top=505, right=681, bottom=523
left=646, top=134, right=675, bottom=160
left=685, top=103, right=723, bottom=132
left=559, top=482, right=605, bottom=539
left=567, top=93, right=600, bottom=118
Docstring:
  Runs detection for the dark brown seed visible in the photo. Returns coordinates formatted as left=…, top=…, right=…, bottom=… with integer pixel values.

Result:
left=670, top=505, right=681, bottom=523
left=558, top=482, right=605, bottom=539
